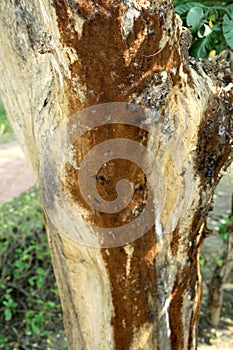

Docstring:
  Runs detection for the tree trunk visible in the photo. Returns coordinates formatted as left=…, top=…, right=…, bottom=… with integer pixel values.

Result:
left=207, top=223, right=233, bottom=327
left=0, top=1, right=232, bottom=349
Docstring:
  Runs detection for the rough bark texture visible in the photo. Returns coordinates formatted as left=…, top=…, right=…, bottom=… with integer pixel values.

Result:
left=0, top=1, right=232, bottom=349
left=207, top=226, right=233, bottom=327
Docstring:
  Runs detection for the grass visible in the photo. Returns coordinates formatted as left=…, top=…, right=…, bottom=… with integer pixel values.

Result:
left=0, top=187, right=67, bottom=350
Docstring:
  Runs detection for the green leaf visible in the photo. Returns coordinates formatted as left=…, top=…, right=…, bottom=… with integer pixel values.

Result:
left=175, top=2, right=207, bottom=17
left=227, top=216, right=233, bottom=223
left=28, top=276, right=36, bottom=286
left=211, top=23, right=221, bottom=32
left=216, top=257, right=223, bottom=267
left=0, top=334, right=6, bottom=345
left=226, top=4, right=233, bottom=19
left=212, top=6, right=230, bottom=16
left=31, top=324, right=41, bottom=335
left=45, top=301, right=56, bottom=309
left=190, top=31, right=216, bottom=58
left=198, top=24, right=212, bottom=38
left=36, top=267, right=46, bottom=275
left=25, top=310, right=35, bottom=320
left=219, top=223, right=229, bottom=241
left=207, top=8, right=218, bottom=21
left=222, top=232, right=229, bottom=241
left=200, top=256, right=206, bottom=266
left=187, top=7, right=205, bottom=34
left=219, top=223, right=227, bottom=235
left=4, top=309, right=12, bottom=321
left=223, top=14, right=233, bottom=48
left=0, top=334, right=11, bottom=346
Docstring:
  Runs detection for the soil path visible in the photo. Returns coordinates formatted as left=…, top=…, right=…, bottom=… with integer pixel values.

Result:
left=0, top=140, right=35, bottom=202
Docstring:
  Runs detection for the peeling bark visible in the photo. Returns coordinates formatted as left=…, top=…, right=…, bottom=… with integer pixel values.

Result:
left=0, top=1, right=232, bottom=349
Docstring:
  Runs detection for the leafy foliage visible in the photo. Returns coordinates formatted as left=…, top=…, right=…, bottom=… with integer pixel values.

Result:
left=200, top=216, right=233, bottom=268
left=0, top=188, right=66, bottom=349
left=218, top=215, right=233, bottom=241
left=174, top=0, right=233, bottom=58
left=0, top=100, right=12, bottom=135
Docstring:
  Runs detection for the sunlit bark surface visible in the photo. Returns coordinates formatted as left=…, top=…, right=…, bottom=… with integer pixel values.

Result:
left=0, top=1, right=232, bottom=349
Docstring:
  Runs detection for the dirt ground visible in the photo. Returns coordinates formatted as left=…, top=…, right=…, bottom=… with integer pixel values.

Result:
left=0, top=141, right=35, bottom=202
left=0, top=140, right=232, bottom=349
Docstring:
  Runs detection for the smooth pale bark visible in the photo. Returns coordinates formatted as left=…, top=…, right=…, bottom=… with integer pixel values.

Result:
left=0, top=1, right=232, bottom=349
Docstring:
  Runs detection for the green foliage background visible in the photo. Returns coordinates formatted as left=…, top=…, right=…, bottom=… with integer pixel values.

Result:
left=174, top=0, right=233, bottom=58
left=0, top=100, right=13, bottom=145
left=0, top=188, right=66, bottom=349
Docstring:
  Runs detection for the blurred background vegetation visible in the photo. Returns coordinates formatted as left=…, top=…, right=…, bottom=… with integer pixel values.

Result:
left=0, top=100, right=13, bottom=145
left=0, top=189, right=66, bottom=349
left=0, top=0, right=233, bottom=349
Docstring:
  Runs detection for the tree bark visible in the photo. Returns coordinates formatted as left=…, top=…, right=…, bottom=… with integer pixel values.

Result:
left=207, top=224, right=233, bottom=327
left=0, top=1, right=232, bottom=349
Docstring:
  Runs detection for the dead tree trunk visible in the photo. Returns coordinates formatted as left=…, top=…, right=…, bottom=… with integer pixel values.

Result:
left=0, top=1, right=232, bottom=349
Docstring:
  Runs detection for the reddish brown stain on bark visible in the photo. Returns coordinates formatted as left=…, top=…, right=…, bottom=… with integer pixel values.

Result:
left=62, top=121, right=158, bottom=348
left=188, top=280, right=202, bottom=349
left=54, top=0, right=181, bottom=111
left=170, top=227, right=180, bottom=256
left=187, top=209, right=206, bottom=348
left=63, top=123, right=148, bottom=232
left=169, top=279, right=185, bottom=349
left=53, top=2, right=185, bottom=348
left=185, top=186, right=224, bottom=349
left=169, top=207, right=204, bottom=349
left=169, top=261, right=199, bottom=349
left=102, top=229, right=158, bottom=350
